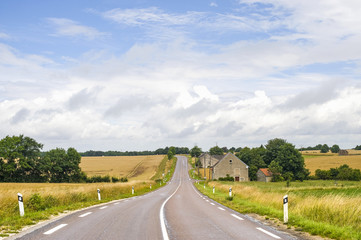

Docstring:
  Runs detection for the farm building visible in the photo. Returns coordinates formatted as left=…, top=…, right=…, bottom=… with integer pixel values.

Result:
left=199, top=152, right=249, bottom=181
left=199, top=152, right=223, bottom=168
left=257, top=168, right=273, bottom=182
left=338, top=150, right=349, bottom=156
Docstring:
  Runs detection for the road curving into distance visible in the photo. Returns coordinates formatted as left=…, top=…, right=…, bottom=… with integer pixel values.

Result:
left=10, top=156, right=299, bottom=240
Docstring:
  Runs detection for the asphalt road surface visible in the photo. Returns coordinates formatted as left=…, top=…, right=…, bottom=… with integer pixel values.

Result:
left=11, top=156, right=298, bottom=240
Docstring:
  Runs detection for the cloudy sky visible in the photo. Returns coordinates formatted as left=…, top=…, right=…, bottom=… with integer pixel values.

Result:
left=1, top=0, right=361, bottom=151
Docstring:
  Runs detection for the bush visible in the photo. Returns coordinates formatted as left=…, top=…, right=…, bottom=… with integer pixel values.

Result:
left=120, top=177, right=128, bottom=182
left=112, top=177, right=119, bottom=183
left=86, top=175, right=111, bottom=183
left=315, top=165, right=361, bottom=181
left=226, top=196, right=233, bottom=201
left=26, top=193, right=45, bottom=211
left=218, top=174, right=234, bottom=181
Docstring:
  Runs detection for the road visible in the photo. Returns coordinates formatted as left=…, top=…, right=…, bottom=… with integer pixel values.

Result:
left=11, top=156, right=298, bottom=240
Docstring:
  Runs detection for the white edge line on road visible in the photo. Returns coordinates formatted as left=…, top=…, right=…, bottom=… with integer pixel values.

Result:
left=218, top=207, right=225, bottom=211
left=43, top=224, right=67, bottom=235
left=256, top=227, right=281, bottom=239
left=114, top=202, right=120, bottom=205
left=160, top=173, right=182, bottom=240
left=231, top=214, right=244, bottom=221
left=79, top=212, right=92, bottom=218
left=210, top=203, right=215, bottom=205
left=99, top=206, right=108, bottom=209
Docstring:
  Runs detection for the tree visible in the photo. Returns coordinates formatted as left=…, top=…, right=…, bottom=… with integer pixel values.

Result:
left=190, top=146, right=202, bottom=158
left=43, top=147, right=84, bottom=183
left=268, top=160, right=283, bottom=182
left=320, top=144, right=329, bottom=153
left=274, top=143, right=309, bottom=181
left=209, top=146, right=224, bottom=155
left=229, top=147, right=236, bottom=153
left=237, top=147, right=266, bottom=181
left=263, top=138, right=287, bottom=165
left=167, top=150, right=174, bottom=160
left=330, top=144, right=340, bottom=153
left=0, top=135, right=43, bottom=182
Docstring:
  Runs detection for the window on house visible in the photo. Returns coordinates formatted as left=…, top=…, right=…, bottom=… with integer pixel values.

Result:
left=229, top=159, right=232, bottom=164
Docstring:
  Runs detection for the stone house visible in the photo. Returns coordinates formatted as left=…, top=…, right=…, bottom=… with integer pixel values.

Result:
left=211, top=152, right=249, bottom=182
left=257, top=168, right=273, bottom=182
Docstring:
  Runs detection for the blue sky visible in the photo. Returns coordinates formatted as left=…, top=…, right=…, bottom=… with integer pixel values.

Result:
left=1, top=0, right=361, bottom=151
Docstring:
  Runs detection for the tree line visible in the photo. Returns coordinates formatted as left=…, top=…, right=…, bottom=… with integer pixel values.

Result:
left=299, top=144, right=341, bottom=153
left=81, top=146, right=190, bottom=156
left=314, top=165, right=361, bottom=181
left=0, top=135, right=85, bottom=183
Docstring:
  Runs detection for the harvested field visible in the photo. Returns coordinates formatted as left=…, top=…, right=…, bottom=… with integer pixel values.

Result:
left=80, top=155, right=165, bottom=180
left=303, top=154, right=361, bottom=175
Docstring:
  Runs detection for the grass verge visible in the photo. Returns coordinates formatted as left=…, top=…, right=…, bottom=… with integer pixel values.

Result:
left=195, top=181, right=361, bottom=240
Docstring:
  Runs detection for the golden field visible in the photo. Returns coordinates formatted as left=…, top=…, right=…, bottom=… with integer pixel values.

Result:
left=303, top=152, right=361, bottom=175
left=80, top=155, right=165, bottom=180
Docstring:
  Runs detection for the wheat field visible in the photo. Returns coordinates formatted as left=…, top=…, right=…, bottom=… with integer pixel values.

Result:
left=80, top=155, right=165, bottom=179
left=303, top=153, right=361, bottom=174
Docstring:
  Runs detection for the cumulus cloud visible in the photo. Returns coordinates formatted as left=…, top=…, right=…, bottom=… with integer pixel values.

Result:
left=2, top=2, right=361, bottom=150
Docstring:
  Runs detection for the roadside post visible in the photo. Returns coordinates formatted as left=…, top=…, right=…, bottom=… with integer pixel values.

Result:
left=150, top=184, right=152, bottom=189
left=283, top=195, right=288, bottom=223
left=97, top=189, right=101, bottom=201
left=213, top=186, right=215, bottom=194
left=18, top=193, right=24, bottom=217
left=132, top=186, right=134, bottom=195
left=229, top=187, right=232, bottom=197
left=204, top=183, right=205, bottom=189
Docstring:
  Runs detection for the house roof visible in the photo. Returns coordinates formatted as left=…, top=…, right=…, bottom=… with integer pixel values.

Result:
left=212, top=155, right=224, bottom=161
left=212, top=152, right=249, bottom=168
left=259, top=168, right=273, bottom=177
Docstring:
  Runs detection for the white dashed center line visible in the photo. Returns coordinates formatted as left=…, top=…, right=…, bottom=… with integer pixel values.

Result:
left=43, top=224, right=67, bottom=235
left=79, top=212, right=92, bottom=218
left=256, top=228, right=281, bottom=239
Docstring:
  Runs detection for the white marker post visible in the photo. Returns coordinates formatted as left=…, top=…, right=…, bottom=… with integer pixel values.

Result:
left=132, top=186, right=134, bottom=195
left=283, top=195, right=288, bottom=223
left=150, top=184, right=152, bottom=189
left=204, top=183, right=205, bottom=189
left=229, top=187, right=232, bottom=197
left=97, top=189, right=101, bottom=201
left=213, top=186, right=215, bottom=194
left=18, top=193, right=24, bottom=217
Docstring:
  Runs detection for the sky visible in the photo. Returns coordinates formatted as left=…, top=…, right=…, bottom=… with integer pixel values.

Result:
left=1, top=0, right=361, bottom=151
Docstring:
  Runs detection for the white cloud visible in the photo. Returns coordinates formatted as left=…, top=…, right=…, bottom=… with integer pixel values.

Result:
left=47, top=18, right=109, bottom=40
left=210, top=2, right=218, bottom=7
left=2, top=3, right=361, bottom=151
left=0, top=32, right=10, bottom=40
